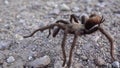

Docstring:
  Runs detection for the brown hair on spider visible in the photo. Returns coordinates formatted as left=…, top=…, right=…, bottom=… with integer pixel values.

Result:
left=82, top=14, right=105, bottom=30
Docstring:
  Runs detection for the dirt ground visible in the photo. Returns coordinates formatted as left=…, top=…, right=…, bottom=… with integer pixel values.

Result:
left=0, top=0, right=120, bottom=68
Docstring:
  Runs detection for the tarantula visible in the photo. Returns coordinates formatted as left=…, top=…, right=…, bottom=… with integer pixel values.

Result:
left=23, top=14, right=115, bottom=68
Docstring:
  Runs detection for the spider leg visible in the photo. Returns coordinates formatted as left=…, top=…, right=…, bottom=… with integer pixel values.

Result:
left=23, top=23, right=65, bottom=38
left=55, top=20, right=69, bottom=24
left=61, top=28, right=68, bottom=67
left=52, top=20, right=69, bottom=37
left=81, top=15, right=87, bottom=24
left=67, top=32, right=78, bottom=68
left=98, top=27, right=115, bottom=61
left=84, top=25, right=99, bottom=34
left=100, top=15, right=105, bottom=23
left=47, top=28, right=51, bottom=38
left=70, top=14, right=79, bottom=23
left=53, top=28, right=60, bottom=37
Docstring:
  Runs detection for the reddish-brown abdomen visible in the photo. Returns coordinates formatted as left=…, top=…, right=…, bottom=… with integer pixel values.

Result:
left=85, top=16, right=102, bottom=30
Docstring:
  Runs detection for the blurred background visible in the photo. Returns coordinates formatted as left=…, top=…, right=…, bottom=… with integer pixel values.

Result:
left=0, top=0, right=120, bottom=68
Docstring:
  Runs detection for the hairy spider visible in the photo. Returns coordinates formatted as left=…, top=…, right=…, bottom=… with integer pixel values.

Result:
left=23, top=14, right=115, bottom=68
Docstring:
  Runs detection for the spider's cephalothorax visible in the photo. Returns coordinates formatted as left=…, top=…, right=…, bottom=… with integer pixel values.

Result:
left=23, top=14, right=115, bottom=68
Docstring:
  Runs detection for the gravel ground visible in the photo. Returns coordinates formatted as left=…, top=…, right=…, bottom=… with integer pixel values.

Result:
left=0, top=0, right=120, bottom=68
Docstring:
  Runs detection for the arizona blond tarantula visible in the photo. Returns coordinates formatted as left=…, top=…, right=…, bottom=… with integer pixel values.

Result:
left=23, top=14, right=115, bottom=68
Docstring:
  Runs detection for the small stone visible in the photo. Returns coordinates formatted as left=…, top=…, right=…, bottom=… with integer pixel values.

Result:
left=31, top=47, right=36, bottom=51
left=19, top=19, right=25, bottom=23
left=76, top=49, right=81, bottom=55
left=4, top=0, right=9, bottom=5
left=3, top=59, right=25, bottom=68
left=7, top=56, right=15, bottom=63
left=112, top=61, right=119, bottom=68
left=15, top=34, right=23, bottom=40
left=94, top=57, right=106, bottom=66
left=96, top=3, right=106, bottom=8
left=92, top=35, right=100, bottom=42
left=60, top=4, right=70, bottom=11
left=46, top=1, right=58, bottom=8
left=72, top=7, right=80, bottom=12
left=26, top=55, right=51, bottom=68
left=54, top=61, right=64, bottom=68
left=49, top=8, right=60, bottom=15
left=74, top=63, right=83, bottom=68
left=28, top=56, right=34, bottom=61
left=81, top=55, right=88, bottom=61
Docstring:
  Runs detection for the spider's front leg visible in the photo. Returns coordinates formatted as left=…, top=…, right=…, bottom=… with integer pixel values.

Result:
left=98, top=27, right=115, bottom=61
left=70, top=14, right=79, bottom=23
left=67, top=32, right=78, bottom=68
left=23, top=23, right=65, bottom=38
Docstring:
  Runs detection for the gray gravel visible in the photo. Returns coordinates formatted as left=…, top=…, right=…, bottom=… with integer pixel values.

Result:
left=0, top=0, right=120, bottom=68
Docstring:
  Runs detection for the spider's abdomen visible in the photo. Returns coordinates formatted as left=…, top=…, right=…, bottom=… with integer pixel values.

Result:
left=85, top=16, right=101, bottom=30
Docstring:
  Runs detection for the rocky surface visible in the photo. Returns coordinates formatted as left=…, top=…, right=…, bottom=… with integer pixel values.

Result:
left=0, top=0, right=120, bottom=68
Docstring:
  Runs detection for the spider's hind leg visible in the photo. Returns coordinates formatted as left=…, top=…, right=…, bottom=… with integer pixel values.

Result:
left=67, top=32, right=78, bottom=68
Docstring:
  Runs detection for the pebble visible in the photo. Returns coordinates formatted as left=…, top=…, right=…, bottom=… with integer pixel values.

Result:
left=92, top=35, right=100, bottom=42
left=54, top=61, right=65, bottom=68
left=72, top=7, right=80, bottom=12
left=94, top=57, right=106, bottom=66
left=81, top=55, right=88, bottom=61
left=112, top=61, right=119, bottom=68
left=60, top=4, right=70, bottom=11
left=46, top=1, right=58, bottom=8
left=4, top=0, right=9, bottom=5
left=3, top=59, right=25, bottom=68
left=7, top=56, right=15, bottom=63
left=76, top=49, right=81, bottom=55
left=26, top=55, right=51, bottom=68
left=49, top=8, right=60, bottom=15
left=19, top=19, right=25, bottom=23
left=28, top=56, right=34, bottom=61
left=15, top=34, right=23, bottom=40
left=96, top=2, right=106, bottom=8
